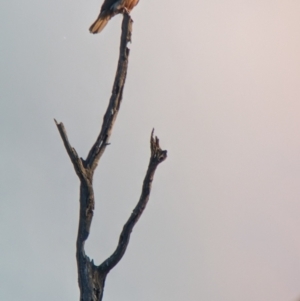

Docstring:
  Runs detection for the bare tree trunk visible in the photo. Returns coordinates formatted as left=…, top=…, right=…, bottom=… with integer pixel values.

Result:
left=55, top=13, right=167, bottom=301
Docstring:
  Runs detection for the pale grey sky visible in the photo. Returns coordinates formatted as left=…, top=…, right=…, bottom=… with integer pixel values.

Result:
left=1, top=1, right=300, bottom=300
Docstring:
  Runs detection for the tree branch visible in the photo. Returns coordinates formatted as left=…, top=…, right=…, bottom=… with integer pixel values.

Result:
left=54, top=119, right=89, bottom=183
left=99, top=130, right=167, bottom=273
left=86, top=13, right=133, bottom=173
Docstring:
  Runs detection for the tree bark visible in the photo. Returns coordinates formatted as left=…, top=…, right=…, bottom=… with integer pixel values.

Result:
left=55, top=13, right=167, bottom=301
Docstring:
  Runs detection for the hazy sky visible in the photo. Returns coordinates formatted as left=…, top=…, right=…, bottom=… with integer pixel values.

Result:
left=1, top=1, right=300, bottom=300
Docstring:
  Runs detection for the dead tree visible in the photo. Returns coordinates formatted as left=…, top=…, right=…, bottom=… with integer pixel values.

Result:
left=54, top=13, right=167, bottom=301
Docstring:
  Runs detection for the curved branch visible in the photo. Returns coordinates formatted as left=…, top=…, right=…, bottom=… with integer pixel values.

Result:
left=86, top=13, right=133, bottom=172
left=99, top=130, right=167, bottom=273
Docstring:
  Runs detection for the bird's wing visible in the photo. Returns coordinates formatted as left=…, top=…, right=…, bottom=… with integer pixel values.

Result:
left=100, top=0, right=119, bottom=13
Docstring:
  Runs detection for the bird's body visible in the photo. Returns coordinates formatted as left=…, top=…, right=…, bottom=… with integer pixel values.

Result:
left=89, top=0, right=139, bottom=34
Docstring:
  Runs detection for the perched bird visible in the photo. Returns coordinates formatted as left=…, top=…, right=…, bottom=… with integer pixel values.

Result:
left=89, top=0, right=140, bottom=34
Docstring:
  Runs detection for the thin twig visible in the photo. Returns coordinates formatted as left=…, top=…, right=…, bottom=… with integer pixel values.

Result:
left=54, top=119, right=88, bottom=182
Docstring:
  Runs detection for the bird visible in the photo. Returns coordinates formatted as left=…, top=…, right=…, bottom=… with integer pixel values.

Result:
left=89, top=0, right=140, bottom=34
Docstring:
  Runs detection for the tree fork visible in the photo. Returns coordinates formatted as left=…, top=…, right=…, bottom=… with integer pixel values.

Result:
left=55, top=13, right=167, bottom=301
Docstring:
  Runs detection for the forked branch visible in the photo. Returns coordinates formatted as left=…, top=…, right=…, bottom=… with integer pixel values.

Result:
left=55, top=12, right=167, bottom=301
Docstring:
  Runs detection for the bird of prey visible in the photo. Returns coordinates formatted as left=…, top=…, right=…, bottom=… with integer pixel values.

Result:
left=89, top=0, right=140, bottom=34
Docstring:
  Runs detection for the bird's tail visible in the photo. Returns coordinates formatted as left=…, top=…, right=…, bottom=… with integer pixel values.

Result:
left=89, top=15, right=111, bottom=34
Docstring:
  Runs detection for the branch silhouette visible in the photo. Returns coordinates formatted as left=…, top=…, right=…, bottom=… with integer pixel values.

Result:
left=55, top=13, right=167, bottom=301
